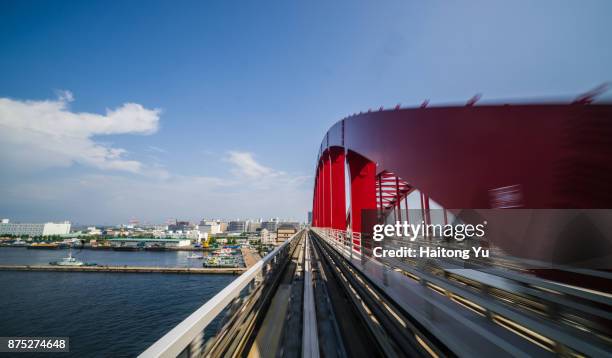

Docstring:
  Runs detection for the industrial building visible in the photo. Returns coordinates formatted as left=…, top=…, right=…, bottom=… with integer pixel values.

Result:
left=107, top=238, right=191, bottom=249
left=198, top=220, right=222, bottom=234
left=0, top=219, right=71, bottom=237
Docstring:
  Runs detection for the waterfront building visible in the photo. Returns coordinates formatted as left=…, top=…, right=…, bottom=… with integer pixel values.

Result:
left=276, top=224, right=297, bottom=243
left=185, top=229, right=205, bottom=243
left=261, top=220, right=278, bottom=232
left=279, top=222, right=300, bottom=230
left=107, top=238, right=191, bottom=249
left=228, top=220, right=248, bottom=233
left=152, top=229, right=166, bottom=238
left=168, top=221, right=192, bottom=232
left=247, top=221, right=261, bottom=233
left=198, top=220, right=221, bottom=235
left=218, top=222, right=228, bottom=232
left=0, top=220, right=71, bottom=237
left=86, top=226, right=102, bottom=235
left=260, top=228, right=275, bottom=245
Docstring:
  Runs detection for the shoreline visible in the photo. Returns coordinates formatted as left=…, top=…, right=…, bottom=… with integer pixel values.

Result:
left=0, top=264, right=245, bottom=275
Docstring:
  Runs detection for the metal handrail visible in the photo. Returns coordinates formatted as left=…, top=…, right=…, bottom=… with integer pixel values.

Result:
left=312, top=227, right=361, bottom=260
left=139, top=230, right=304, bottom=358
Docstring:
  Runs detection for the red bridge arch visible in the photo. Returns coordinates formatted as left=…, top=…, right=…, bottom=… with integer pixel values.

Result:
left=312, top=102, right=612, bottom=255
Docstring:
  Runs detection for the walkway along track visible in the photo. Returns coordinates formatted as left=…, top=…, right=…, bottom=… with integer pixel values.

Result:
left=245, top=230, right=306, bottom=357
left=203, top=231, right=305, bottom=357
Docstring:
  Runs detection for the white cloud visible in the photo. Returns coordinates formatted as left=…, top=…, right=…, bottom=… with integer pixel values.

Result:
left=0, top=91, right=160, bottom=173
left=1, top=168, right=311, bottom=223
left=226, top=150, right=310, bottom=190
left=55, top=89, right=74, bottom=102
left=0, top=92, right=311, bottom=221
left=0, top=146, right=311, bottom=223
left=227, top=151, right=280, bottom=178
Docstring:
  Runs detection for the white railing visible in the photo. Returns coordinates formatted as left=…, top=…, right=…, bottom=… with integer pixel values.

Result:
left=311, top=227, right=362, bottom=260
left=139, top=230, right=303, bottom=358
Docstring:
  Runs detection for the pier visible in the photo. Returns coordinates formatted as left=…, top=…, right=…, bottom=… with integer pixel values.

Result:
left=240, top=247, right=262, bottom=268
left=0, top=265, right=245, bottom=275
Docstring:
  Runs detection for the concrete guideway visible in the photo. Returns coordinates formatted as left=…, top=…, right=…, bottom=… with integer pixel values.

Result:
left=248, top=230, right=424, bottom=357
left=302, top=233, right=320, bottom=358
left=247, top=232, right=305, bottom=357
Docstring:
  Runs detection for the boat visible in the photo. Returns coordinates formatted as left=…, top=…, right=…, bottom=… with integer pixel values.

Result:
left=186, top=253, right=203, bottom=259
left=214, top=248, right=235, bottom=256
left=203, top=255, right=242, bottom=268
left=49, top=247, right=96, bottom=266
left=10, top=239, right=27, bottom=247
left=28, top=242, right=59, bottom=249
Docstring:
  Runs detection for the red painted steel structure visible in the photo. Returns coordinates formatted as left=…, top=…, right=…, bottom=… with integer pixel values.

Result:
left=329, top=147, right=346, bottom=230
left=312, top=101, right=612, bottom=255
left=323, top=153, right=331, bottom=228
left=347, top=151, right=377, bottom=234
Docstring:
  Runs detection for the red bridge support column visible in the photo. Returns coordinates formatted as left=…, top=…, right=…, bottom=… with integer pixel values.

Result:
left=318, top=162, right=324, bottom=227
left=314, top=166, right=318, bottom=227
left=313, top=170, right=319, bottom=227
left=322, top=152, right=332, bottom=228
left=330, top=147, right=346, bottom=231
left=348, top=151, right=377, bottom=252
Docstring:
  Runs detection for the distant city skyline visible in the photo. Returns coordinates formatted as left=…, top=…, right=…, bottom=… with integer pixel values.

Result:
left=1, top=1, right=612, bottom=223
left=1, top=216, right=305, bottom=228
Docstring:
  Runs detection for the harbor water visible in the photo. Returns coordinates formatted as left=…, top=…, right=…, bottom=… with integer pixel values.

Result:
left=0, top=248, right=235, bottom=357
left=0, top=247, right=211, bottom=268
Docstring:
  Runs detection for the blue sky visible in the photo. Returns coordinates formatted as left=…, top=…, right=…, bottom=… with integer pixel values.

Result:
left=1, top=0, right=611, bottom=225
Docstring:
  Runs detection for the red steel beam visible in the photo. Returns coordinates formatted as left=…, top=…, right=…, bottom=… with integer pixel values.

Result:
left=322, top=153, right=331, bottom=227
left=312, top=102, right=612, bottom=263
left=348, top=151, right=377, bottom=235
left=317, top=104, right=612, bottom=209
left=330, top=147, right=346, bottom=230
left=317, top=163, right=322, bottom=227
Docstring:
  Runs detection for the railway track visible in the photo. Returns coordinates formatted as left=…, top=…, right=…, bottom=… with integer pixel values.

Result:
left=308, top=231, right=445, bottom=357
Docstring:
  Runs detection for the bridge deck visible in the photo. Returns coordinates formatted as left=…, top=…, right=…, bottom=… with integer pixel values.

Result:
left=140, top=229, right=612, bottom=358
